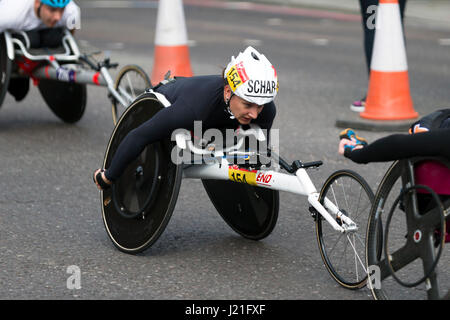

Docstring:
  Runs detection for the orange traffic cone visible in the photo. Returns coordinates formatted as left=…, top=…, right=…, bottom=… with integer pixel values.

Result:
left=360, top=0, right=418, bottom=120
left=151, top=0, right=193, bottom=85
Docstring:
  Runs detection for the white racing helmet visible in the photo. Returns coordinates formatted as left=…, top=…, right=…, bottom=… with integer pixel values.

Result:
left=224, top=46, right=278, bottom=106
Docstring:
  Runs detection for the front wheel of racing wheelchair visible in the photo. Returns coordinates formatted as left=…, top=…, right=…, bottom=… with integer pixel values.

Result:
left=316, top=169, right=375, bottom=289
left=111, top=64, right=151, bottom=125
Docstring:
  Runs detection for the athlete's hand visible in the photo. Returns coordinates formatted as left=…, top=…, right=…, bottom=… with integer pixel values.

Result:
left=338, top=138, right=363, bottom=155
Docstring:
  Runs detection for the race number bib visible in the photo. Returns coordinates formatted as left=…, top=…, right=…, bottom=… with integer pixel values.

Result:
left=226, top=62, right=249, bottom=91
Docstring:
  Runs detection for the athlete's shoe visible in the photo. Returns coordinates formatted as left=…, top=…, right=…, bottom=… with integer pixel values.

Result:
left=339, top=128, right=368, bottom=151
left=350, top=97, right=366, bottom=112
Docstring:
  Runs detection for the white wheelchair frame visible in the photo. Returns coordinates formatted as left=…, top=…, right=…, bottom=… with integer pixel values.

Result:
left=174, top=124, right=358, bottom=235
left=172, top=122, right=374, bottom=289
left=3, top=28, right=137, bottom=110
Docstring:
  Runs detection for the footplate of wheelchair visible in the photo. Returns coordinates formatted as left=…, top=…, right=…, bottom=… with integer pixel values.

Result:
left=101, top=93, right=182, bottom=253
left=202, top=179, right=279, bottom=240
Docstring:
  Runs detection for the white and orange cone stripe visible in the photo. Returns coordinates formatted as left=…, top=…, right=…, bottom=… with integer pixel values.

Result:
left=361, top=0, right=418, bottom=120
left=151, top=0, right=193, bottom=85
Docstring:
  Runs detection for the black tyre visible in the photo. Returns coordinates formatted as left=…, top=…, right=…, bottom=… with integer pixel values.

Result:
left=101, top=92, right=182, bottom=254
left=38, top=79, right=87, bottom=123
left=111, top=64, right=151, bottom=125
left=366, top=157, right=450, bottom=300
left=0, top=33, right=12, bottom=109
left=316, top=169, right=374, bottom=289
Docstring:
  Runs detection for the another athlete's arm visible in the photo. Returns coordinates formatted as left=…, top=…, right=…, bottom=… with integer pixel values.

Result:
left=344, top=128, right=450, bottom=164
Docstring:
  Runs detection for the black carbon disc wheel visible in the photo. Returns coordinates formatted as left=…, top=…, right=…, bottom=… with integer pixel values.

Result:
left=202, top=180, right=279, bottom=240
left=111, top=142, right=162, bottom=220
left=38, top=79, right=87, bottom=123
left=101, top=93, right=182, bottom=254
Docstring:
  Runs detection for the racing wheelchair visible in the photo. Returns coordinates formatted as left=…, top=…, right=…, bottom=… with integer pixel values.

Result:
left=365, top=156, right=450, bottom=300
left=0, top=29, right=150, bottom=124
left=99, top=89, right=376, bottom=290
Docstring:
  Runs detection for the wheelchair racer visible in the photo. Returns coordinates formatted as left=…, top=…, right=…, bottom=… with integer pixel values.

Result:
left=0, top=0, right=80, bottom=101
left=338, top=109, right=450, bottom=243
left=93, top=46, right=279, bottom=190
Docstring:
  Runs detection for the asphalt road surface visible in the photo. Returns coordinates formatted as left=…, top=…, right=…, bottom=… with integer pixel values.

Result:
left=1, top=0, right=449, bottom=301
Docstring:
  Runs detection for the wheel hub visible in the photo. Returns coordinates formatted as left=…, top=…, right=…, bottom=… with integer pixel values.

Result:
left=413, top=229, right=422, bottom=243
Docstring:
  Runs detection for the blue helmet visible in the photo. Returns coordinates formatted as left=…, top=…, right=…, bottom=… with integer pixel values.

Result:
left=40, top=0, right=71, bottom=8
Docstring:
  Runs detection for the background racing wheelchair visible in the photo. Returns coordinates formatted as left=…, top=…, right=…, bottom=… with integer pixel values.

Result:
left=0, top=28, right=150, bottom=124
left=365, top=156, right=450, bottom=300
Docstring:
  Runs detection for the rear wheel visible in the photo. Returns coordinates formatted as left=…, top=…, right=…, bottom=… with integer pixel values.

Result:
left=38, top=79, right=87, bottom=123
left=101, top=93, right=182, bottom=254
left=366, top=158, right=450, bottom=300
left=202, top=179, right=279, bottom=240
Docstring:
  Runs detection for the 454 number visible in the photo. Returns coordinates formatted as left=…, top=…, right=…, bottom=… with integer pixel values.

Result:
left=230, top=171, right=247, bottom=184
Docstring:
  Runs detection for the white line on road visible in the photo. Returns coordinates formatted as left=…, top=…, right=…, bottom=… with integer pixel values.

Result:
left=81, top=1, right=158, bottom=8
left=311, top=38, right=329, bottom=46
left=243, top=39, right=263, bottom=47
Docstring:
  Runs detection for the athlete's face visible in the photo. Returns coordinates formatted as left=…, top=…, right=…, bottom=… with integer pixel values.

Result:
left=224, top=85, right=264, bottom=125
left=35, top=1, right=65, bottom=27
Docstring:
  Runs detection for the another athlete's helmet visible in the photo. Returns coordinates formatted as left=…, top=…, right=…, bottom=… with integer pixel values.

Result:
left=224, top=46, right=278, bottom=106
left=40, top=0, right=71, bottom=8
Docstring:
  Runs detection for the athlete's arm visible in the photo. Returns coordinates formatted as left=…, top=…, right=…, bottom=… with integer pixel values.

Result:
left=105, top=99, right=197, bottom=181
left=345, top=128, right=450, bottom=164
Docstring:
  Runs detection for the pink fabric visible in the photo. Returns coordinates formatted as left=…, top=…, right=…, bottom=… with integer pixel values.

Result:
left=415, top=161, right=450, bottom=195
left=414, top=161, right=450, bottom=242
